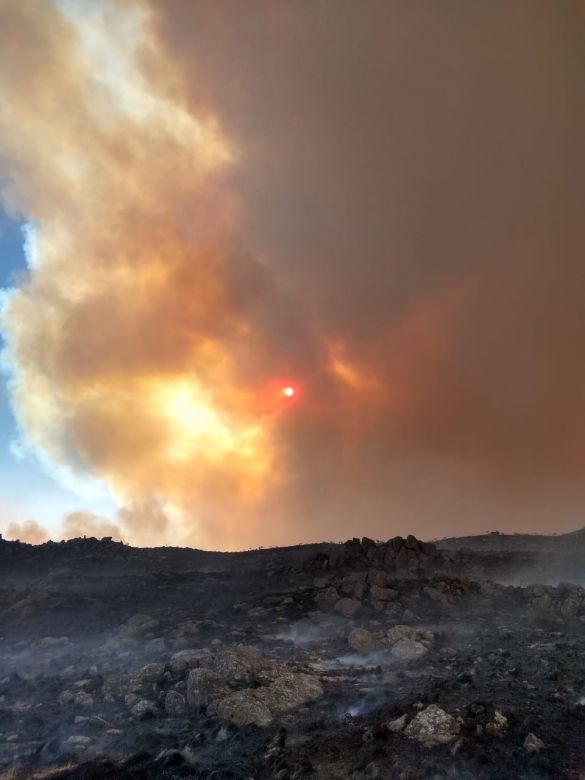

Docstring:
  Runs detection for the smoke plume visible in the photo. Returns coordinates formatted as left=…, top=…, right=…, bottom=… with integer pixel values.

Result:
left=1, top=1, right=585, bottom=548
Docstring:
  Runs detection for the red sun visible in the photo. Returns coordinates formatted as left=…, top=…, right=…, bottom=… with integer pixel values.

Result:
left=260, top=378, right=301, bottom=411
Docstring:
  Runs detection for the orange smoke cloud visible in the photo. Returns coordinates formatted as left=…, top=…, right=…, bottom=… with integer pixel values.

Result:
left=6, top=519, right=50, bottom=545
left=6, top=512, right=122, bottom=544
left=0, top=0, right=291, bottom=548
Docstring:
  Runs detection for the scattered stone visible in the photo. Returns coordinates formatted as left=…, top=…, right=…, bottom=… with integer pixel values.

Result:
left=485, top=710, right=508, bottom=737
left=139, top=662, right=166, bottom=684
left=39, top=635, right=70, bottom=648
left=385, top=625, right=433, bottom=659
left=58, top=690, right=75, bottom=706
left=524, top=733, right=545, bottom=753
left=314, top=587, right=339, bottom=612
left=73, top=691, right=95, bottom=708
left=65, top=735, right=92, bottom=748
left=404, top=705, right=461, bottom=747
left=387, top=714, right=408, bottom=733
left=131, top=699, right=158, bottom=718
left=348, top=628, right=375, bottom=654
left=334, top=598, right=362, bottom=618
left=118, top=614, right=159, bottom=639
left=391, top=638, right=429, bottom=660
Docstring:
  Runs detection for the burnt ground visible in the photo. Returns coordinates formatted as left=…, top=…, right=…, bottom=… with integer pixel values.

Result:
left=1, top=531, right=585, bottom=779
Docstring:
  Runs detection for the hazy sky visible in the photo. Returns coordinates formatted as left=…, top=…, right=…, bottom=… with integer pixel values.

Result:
left=0, top=0, right=584, bottom=549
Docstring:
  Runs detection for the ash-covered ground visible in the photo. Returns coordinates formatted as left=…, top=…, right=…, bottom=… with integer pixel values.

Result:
left=1, top=530, right=585, bottom=779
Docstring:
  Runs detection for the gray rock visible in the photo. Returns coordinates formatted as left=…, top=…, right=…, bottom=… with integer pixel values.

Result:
left=404, top=704, right=461, bottom=746
left=169, top=648, right=211, bottom=674
left=177, top=620, right=201, bottom=636
left=211, top=689, right=273, bottom=727
left=369, top=585, right=399, bottom=603
left=139, top=662, right=166, bottom=683
left=387, top=714, right=408, bottom=733
left=348, top=628, right=375, bottom=654
left=39, top=636, right=69, bottom=648
left=186, top=667, right=229, bottom=708
left=391, top=638, right=429, bottom=660
left=164, top=690, right=186, bottom=715
left=65, top=735, right=92, bottom=747
left=366, top=570, right=391, bottom=588
left=386, top=625, right=433, bottom=647
left=405, top=534, right=420, bottom=551
left=257, top=673, right=323, bottom=713
left=73, top=691, right=95, bottom=708
left=58, top=690, right=75, bottom=706
left=131, top=699, right=158, bottom=718
left=524, top=732, right=545, bottom=753
left=340, top=573, right=368, bottom=601
left=423, top=586, right=450, bottom=606
left=210, top=645, right=266, bottom=683
left=314, top=587, right=339, bottom=612
left=485, top=710, right=508, bottom=737
left=118, top=614, right=159, bottom=639
left=334, top=598, right=362, bottom=618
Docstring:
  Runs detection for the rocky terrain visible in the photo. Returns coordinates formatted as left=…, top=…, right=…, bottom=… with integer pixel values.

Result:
left=1, top=530, right=585, bottom=778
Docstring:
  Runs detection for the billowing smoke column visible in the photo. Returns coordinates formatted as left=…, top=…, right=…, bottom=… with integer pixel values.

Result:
left=2, top=0, right=585, bottom=549
left=0, top=0, right=298, bottom=548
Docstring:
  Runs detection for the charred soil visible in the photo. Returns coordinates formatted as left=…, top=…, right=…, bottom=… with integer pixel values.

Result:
left=1, top=531, right=585, bottom=778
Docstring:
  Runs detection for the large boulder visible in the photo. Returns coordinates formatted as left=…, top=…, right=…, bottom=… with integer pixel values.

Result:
left=314, top=587, right=339, bottom=612
left=186, top=668, right=229, bottom=708
left=386, top=625, right=433, bottom=660
left=339, top=573, right=368, bottom=601
left=169, top=648, right=211, bottom=674
left=209, top=645, right=266, bottom=684
left=404, top=705, right=461, bottom=746
left=210, top=690, right=273, bottom=727
left=369, top=585, right=399, bottom=610
left=138, top=663, right=166, bottom=684
left=257, top=673, right=323, bottom=713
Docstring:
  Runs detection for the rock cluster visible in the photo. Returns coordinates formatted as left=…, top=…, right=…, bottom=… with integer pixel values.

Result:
left=343, top=534, right=440, bottom=574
